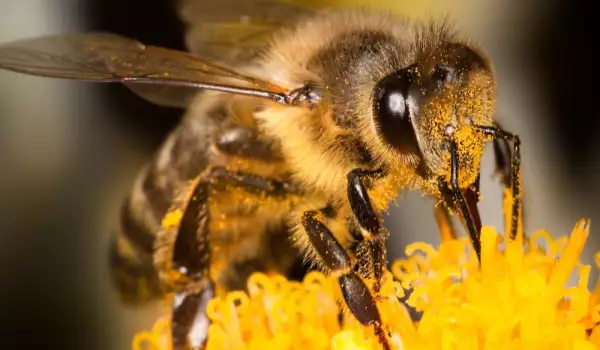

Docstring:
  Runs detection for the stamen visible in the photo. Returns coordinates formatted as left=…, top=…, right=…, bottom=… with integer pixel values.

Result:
left=133, top=217, right=599, bottom=350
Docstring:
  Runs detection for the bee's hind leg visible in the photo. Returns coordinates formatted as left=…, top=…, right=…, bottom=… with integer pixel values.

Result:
left=156, top=166, right=295, bottom=350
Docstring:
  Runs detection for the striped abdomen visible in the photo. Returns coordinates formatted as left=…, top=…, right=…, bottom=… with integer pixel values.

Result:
left=109, top=165, right=186, bottom=303
left=109, top=109, right=214, bottom=304
left=108, top=94, right=301, bottom=304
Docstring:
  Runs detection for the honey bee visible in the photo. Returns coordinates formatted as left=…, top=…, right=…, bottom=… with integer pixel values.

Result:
left=0, top=1, right=522, bottom=349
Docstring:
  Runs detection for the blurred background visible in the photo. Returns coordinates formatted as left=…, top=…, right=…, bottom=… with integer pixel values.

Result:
left=0, top=0, right=595, bottom=348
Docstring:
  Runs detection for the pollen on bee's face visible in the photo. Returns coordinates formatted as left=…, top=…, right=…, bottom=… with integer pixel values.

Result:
left=452, top=125, right=487, bottom=187
left=416, top=71, right=494, bottom=187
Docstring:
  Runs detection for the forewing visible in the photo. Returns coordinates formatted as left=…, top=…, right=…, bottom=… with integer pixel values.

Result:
left=0, top=33, right=286, bottom=108
left=176, top=0, right=316, bottom=62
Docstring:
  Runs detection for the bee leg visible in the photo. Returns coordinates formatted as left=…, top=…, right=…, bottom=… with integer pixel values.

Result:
left=168, top=173, right=212, bottom=350
left=166, top=167, right=294, bottom=350
left=301, top=211, right=391, bottom=350
left=491, top=122, right=526, bottom=239
left=492, top=130, right=512, bottom=187
left=346, top=169, right=388, bottom=292
left=475, top=125, right=522, bottom=240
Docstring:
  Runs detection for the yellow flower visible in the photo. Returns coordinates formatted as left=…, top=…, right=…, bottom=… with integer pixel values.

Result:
left=132, top=194, right=600, bottom=349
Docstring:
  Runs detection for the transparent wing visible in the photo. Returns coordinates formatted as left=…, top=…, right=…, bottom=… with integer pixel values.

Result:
left=0, top=33, right=288, bottom=108
left=176, top=0, right=316, bottom=62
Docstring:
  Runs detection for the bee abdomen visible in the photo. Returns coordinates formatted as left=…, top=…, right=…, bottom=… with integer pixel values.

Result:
left=108, top=198, right=164, bottom=304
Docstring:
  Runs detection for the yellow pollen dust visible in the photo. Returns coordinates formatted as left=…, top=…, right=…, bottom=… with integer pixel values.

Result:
left=161, top=209, right=183, bottom=230
left=452, top=125, right=486, bottom=188
left=133, top=200, right=600, bottom=349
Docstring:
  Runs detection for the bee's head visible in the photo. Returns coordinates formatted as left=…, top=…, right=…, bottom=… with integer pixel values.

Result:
left=371, top=42, right=496, bottom=190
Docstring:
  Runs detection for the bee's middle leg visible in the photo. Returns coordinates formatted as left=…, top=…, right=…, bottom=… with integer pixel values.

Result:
left=346, top=169, right=388, bottom=291
left=300, top=168, right=392, bottom=350
left=301, top=209, right=391, bottom=350
left=163, top=166, right=294, bottom=350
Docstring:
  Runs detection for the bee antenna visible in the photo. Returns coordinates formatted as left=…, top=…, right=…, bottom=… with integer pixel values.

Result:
left=284, top=84, right=322, bottom=109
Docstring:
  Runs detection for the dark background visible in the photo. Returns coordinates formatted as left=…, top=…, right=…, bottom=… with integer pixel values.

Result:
left=0, top=0, right=596, bottom=349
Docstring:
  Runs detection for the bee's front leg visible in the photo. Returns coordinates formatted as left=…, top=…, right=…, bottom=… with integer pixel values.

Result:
left=158, top=166, right=294, bottom=350
left=491, top=122, right=524, bottom=240
left=492, top=129, right=512, bottom=188
left=475, top=123, right=522, bottom=239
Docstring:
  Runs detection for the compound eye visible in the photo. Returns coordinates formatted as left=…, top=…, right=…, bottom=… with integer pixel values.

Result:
left=378, top=84, right=409, bottom=122
left=372, top=69, right=420, bottom=154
